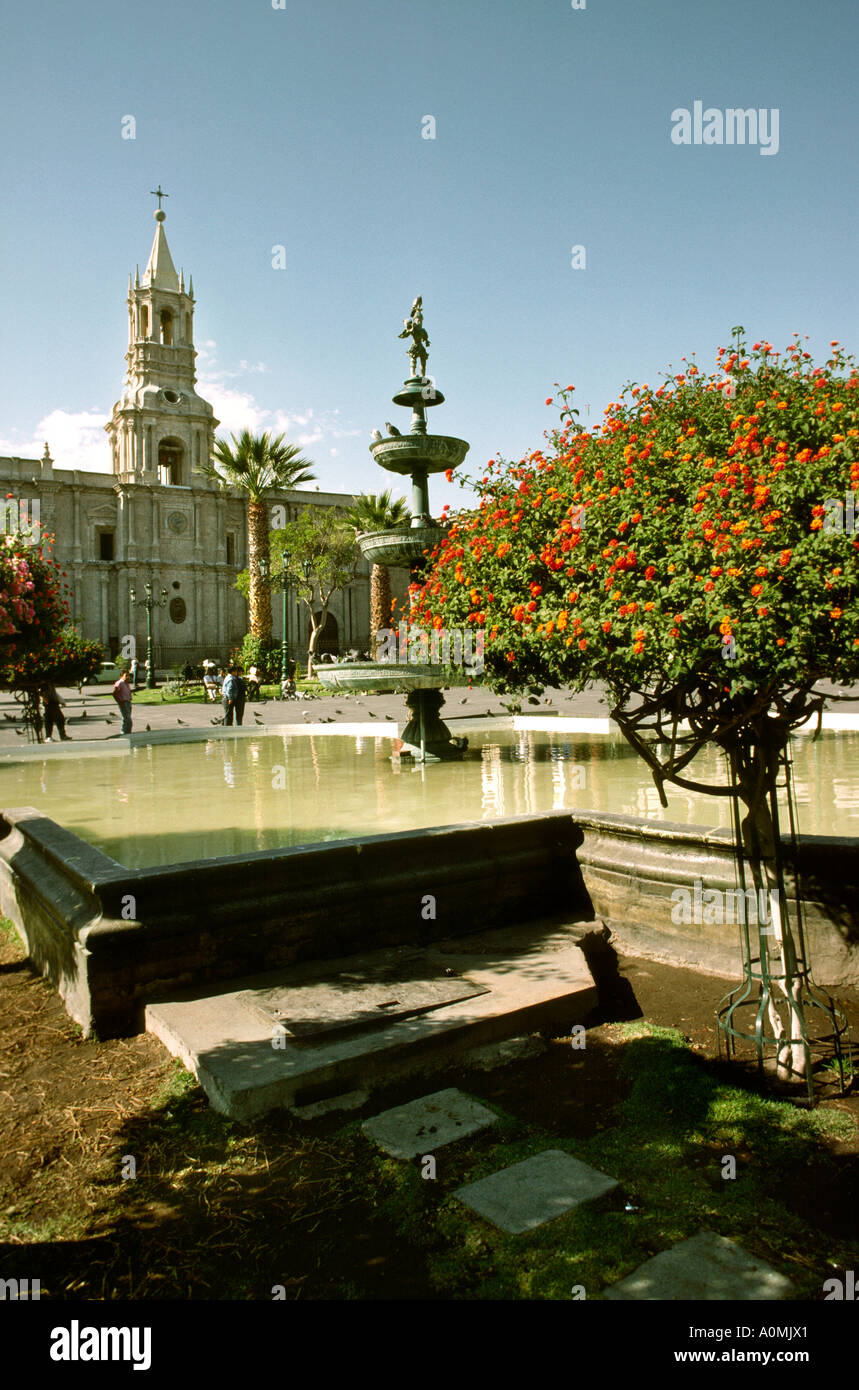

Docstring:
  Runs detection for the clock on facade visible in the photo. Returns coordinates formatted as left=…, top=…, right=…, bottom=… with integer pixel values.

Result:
left=167, top=511, right=189, bottom=534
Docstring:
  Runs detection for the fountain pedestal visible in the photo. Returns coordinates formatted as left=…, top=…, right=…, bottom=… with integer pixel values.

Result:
left=399, top=688, right=467, bottom=762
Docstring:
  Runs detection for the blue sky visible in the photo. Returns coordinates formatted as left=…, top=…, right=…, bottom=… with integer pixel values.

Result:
left=1, top=0, right=856, bottom=512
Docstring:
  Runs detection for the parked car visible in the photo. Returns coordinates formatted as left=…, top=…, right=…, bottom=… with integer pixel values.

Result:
left=84, top=660, right=125, bottom=685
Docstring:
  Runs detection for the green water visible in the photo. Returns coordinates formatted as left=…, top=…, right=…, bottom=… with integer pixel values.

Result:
left=0, top=728, right=855, bottom=869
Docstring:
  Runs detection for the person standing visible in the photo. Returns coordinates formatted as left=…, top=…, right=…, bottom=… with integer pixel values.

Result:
left=41, top=683, right=70, bottom=741
left=113, top=670, right=133, bottom=734
left=221, top=666, right=239, bottom=726
left=130, top=656, right=140, bottom=689
left=233, top=667, right=247, bottom=726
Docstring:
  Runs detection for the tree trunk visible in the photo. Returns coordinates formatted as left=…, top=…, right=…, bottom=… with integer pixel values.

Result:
left=735, top=737, right=809, bottom=1082
left=247, top=502, right=272, bottom=640
left=370, top=563, right=392, bottom=658
left=305, top=590, right=323, bottom=678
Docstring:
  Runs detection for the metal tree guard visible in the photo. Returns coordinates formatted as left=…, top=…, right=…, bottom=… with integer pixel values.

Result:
left=716, top=736, right=852, bottom=1106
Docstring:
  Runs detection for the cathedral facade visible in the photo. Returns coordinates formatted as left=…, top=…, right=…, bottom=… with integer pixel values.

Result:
left=0, top=205, right=377, bottom=669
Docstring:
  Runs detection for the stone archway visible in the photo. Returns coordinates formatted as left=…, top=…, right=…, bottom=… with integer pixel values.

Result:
left=158, top=438, right=184, bottom=486
left=314, top=610, right=339, bottom=656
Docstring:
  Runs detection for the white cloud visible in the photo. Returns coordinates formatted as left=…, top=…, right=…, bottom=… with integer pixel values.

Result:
left=0, top=409, right=110, bottom=473
left=0, top=343, right=361, bottom=477
left=202, top=380, right=270, bottom=435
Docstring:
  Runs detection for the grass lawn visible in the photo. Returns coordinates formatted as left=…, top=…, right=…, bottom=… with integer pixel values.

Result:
left=114, top=680, right=327, bottom=706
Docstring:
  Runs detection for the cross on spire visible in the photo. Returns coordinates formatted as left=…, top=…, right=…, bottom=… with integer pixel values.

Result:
left=150, top=185, right=169, bottom=210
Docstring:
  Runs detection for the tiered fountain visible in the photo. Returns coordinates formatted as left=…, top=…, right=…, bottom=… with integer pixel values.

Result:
left=316, top=296, right=470, bottom=760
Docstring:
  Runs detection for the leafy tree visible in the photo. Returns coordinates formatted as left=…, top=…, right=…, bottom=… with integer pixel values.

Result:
left=237, top=507, right=359, bottom=676
left=411, top=332, right=859, bottom=1082
left=196, top=430, right=315, bottom=639
left=342, top=489, right=411, bottom=655
left=232, top=633, right=288, bottom=681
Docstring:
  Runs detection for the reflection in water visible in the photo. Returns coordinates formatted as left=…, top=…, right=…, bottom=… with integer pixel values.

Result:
left=0, top=728, right=855, bottom=870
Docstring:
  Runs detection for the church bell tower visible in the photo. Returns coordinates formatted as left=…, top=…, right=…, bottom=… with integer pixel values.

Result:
left=106, top=191, right=218, bottom=486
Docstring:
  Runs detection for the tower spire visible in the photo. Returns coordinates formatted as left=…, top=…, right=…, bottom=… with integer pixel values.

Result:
left=142, top=191, right=179, bottom=291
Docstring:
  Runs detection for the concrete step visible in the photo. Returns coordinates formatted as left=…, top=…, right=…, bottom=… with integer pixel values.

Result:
left=145, top=919, right=602, bottom=1120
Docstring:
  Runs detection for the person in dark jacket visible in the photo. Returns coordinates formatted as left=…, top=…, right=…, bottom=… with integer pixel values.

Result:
left=42, top=683, right=70, bottom=741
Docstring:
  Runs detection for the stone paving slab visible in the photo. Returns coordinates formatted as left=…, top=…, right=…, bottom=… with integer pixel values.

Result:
left=454, top=1149, right=619, bottom=1234
left=362, top=1088, right=498, bottom=1159
left=145, top=923, right=599, bottom=1119
left=603, top=1231, right=793, bottom=1301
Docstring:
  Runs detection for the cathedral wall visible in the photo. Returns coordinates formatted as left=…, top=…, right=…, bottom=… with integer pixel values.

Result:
left=0, top=458, right=382, bottom=669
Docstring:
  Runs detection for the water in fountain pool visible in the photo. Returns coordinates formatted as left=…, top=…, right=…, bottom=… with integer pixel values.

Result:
left=0, top=727, right=855, bottom=869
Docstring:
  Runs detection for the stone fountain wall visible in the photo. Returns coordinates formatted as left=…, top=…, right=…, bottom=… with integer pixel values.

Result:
left=0, top=807, right=591, bottom=1037
left=1, top=802, right=855, bottom=1038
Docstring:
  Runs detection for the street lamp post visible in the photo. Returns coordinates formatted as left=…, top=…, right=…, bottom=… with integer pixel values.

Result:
left=302, top=558, right=313, bottom=676
left=281, top=550, right=290, bottom=684
left=129, top=581, right=168, bottom=689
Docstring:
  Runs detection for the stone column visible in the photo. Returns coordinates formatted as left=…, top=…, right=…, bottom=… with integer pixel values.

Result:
left=71, top=488, right=83, bottom=564
left=126, top=490, right=137, bottom=562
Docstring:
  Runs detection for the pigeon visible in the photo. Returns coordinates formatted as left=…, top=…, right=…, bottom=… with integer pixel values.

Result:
left=366, top=709, right=377, bottom=718
left=177, top=719, right=187, bottom=726
left=81, top=710, right=87, bottom=719
left=385, top=421, right=401, bottom=437
left=254, top=715, right=264, bottom=724
left=14, top=729, right=24, bottom=736
left=335, top=709, right=343, bottom=715
left=3, top=713, right=15, bottom=721
left=145, top=723, right=151, bottom=732
left=460, top=697, right=468, bottom=704
left=370, top=429, right=383, bottom=443
left=210, top=718, right=223, bottom=726
left=384, top=714, right=394, bottom=721
left=545, top=698, right=553, bottom=706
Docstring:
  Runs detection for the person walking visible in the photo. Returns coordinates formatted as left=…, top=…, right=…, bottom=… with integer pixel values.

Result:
left=41, top=683, right=70, bottom=741
left=113, top=669, right=133, bottom=734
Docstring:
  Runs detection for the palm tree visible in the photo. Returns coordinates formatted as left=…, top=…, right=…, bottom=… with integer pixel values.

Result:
left=197, top=430, right=315, bottom=639
left=343, top=490, right=411, bottom=656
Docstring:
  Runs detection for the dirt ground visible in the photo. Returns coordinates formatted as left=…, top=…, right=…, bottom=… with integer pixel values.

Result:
left=1, top=921, right=857, bottom=1300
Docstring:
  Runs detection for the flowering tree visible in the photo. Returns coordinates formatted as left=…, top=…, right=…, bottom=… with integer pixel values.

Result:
left=411, top=333, right=859, bottom=1082
left=0, top=523, right=101, bottom=727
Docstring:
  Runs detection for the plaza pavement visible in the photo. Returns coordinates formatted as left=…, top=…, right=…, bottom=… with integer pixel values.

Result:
left=0, top=678, right=857, bottom=748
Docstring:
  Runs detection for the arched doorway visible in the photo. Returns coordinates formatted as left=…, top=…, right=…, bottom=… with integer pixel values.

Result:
left=314, top=611, right=339, bottom=656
